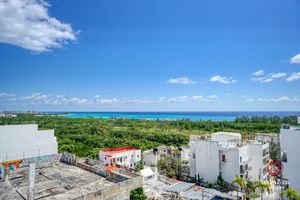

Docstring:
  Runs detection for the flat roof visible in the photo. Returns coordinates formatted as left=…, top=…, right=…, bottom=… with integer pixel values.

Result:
left=0, top=161, right=116, bottom=200
left=212, top=132, right=241, bottom=136
left=100, top=147, right=139, bottom=154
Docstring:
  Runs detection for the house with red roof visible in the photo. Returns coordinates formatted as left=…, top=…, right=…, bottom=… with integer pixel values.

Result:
left=99, top=147, right=141, bottom=171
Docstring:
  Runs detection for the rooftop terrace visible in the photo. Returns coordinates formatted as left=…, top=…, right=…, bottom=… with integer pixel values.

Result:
left=0, top=154, right=142, bottom=200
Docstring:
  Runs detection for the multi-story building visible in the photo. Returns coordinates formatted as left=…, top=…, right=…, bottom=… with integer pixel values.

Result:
left=189, top=132, right=269, bottom=183
left=0, top=124, right=58, bottom=162
left=142, top=146, right=189, bottom=167
left=280, top=123, right=300, bottom=193
left=255, top=133, right=279, bottom=145
left=99, top=147, right=141, bottom=170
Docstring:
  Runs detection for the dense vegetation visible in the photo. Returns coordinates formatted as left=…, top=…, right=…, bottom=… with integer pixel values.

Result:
left=0, top=114, right=297, bottom=158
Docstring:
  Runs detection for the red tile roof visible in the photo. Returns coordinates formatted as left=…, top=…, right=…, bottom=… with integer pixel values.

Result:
left=100, top=147, right=139, bottom=154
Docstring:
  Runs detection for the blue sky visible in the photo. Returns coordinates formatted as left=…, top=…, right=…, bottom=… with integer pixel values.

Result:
left=0, top=0, right=300, bottom=111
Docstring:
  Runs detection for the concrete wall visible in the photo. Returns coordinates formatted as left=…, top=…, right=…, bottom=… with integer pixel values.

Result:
left=79, top=176, right=143, bottom=200
left=0, top=124, right=58, bottom=162
left=211, top=132, right=241, bottom=142
left=191, top=140, right=220, bottom=183
left=280, top=128, right=300, bottom=193
left=247, top=142, right=269, bottom=181
left=142, top=150, right=158, bottom=166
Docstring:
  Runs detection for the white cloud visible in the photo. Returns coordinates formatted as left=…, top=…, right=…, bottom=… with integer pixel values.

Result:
left=190, top=95, right=203, bottom=100
left=251, top=72, right=287, bottom=83
left=167, top=96, right=189, bottom=102
left=166, top=77, right=196, bottom=84
left=95, top=98, right=119, bottom=105
left=0, top=92, right=16, bottom=97
left=286, top=72, right=300, bottom=82
left=243, top=96, right=299, bottom=103
left=1, top=92, right=220, bottom=107
left=244, top=98, right=254, bottom=102
left=167, top=95, right=218, bottom=103
left=0, top=0, right=77, bottom=52
left=210, top=75, right=236, bottom=84
left=290, top=54, right=300, bottom=64
left=252, top=70, right=264, bottom=76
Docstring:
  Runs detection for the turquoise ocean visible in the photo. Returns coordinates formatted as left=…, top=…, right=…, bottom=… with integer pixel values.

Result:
left=48, top=111, right=300, bottom=121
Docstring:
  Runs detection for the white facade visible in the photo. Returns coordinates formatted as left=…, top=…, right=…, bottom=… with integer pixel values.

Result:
left=0, top=124, right=58, bottom=162
left=140, top=167, right=156, bottom=183
left=280, top=125, right=300, bottom=193
left=99, top=147, right=141, bottom=169
left=142, top=146, right=189, bottom=167
left=255, top=133, right=279, bottom=145
left=190, top=132, right=269, bottom=183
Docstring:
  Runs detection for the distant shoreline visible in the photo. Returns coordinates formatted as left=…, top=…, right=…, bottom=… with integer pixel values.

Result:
left=45, top=111, right=300, bottom=121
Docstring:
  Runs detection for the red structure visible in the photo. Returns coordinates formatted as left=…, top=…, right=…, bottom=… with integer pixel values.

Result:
left=101, top=147, right=139, bottom=154
left=267, top=159, right=284, bottom=177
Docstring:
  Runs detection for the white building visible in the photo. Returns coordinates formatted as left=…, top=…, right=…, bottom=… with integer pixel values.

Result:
left=255, top=133, right=279, bottom=145
left=189, top=132, right=269, bottom=183
left=140, top=167, right=156, bottom=183
left=99, top=147, right=141, bottom=170
left=0, top=124, right=58, bottom=162
left=280, top=124, right=300, bottom=193
left=143, top=146, right=189, bottom=167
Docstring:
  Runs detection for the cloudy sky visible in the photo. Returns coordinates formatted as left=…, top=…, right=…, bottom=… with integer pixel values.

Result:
left=0, top=0, right=300, bottom=111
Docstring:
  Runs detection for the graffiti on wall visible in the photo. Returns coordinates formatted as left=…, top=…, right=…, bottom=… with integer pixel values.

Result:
left=0, top=160, right=23, bottom=171
left=19, top=154, right=60, bottom=168
left=0, top=154, right=61, bottom=172
left=60, top=152, right=76, bottom=165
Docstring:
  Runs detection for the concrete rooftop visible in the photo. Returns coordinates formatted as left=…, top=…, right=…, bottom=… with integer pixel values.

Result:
left=0, top=161, right=116, bottom=200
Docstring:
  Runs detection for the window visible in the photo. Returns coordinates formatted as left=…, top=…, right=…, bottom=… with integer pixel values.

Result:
left=221, top=154, right=226, bottom=162
left=240, top=156, right=242, bottom=163
left=137, top=155, right=139, bottom=158
left=282, top=151, right=287, bottom=163
left=192, top=153, right=196, bottom=159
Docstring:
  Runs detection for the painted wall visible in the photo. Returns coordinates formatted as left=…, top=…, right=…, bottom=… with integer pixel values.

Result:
left=0, top=124, right=58, bottom=162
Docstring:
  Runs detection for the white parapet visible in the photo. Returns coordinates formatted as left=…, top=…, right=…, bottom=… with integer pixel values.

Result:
left=0, top=124, right=58, bottom=162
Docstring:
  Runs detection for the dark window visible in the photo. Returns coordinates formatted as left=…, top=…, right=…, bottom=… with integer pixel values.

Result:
left=282, top=151, right=288, bottom=163
left=221, top=154, right=226, bottom=162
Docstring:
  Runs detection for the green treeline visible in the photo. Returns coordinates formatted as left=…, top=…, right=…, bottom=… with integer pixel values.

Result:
left=0, top=114, right=297, bottom=159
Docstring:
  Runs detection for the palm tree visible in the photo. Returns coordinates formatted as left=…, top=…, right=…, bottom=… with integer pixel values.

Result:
left=280, top=188, right=300, bottom=200
left=245, top=180, right=259, bottom=199
left=256, top=180, right=272, bottom=200
left=231, top=175, right=245, bottom=199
